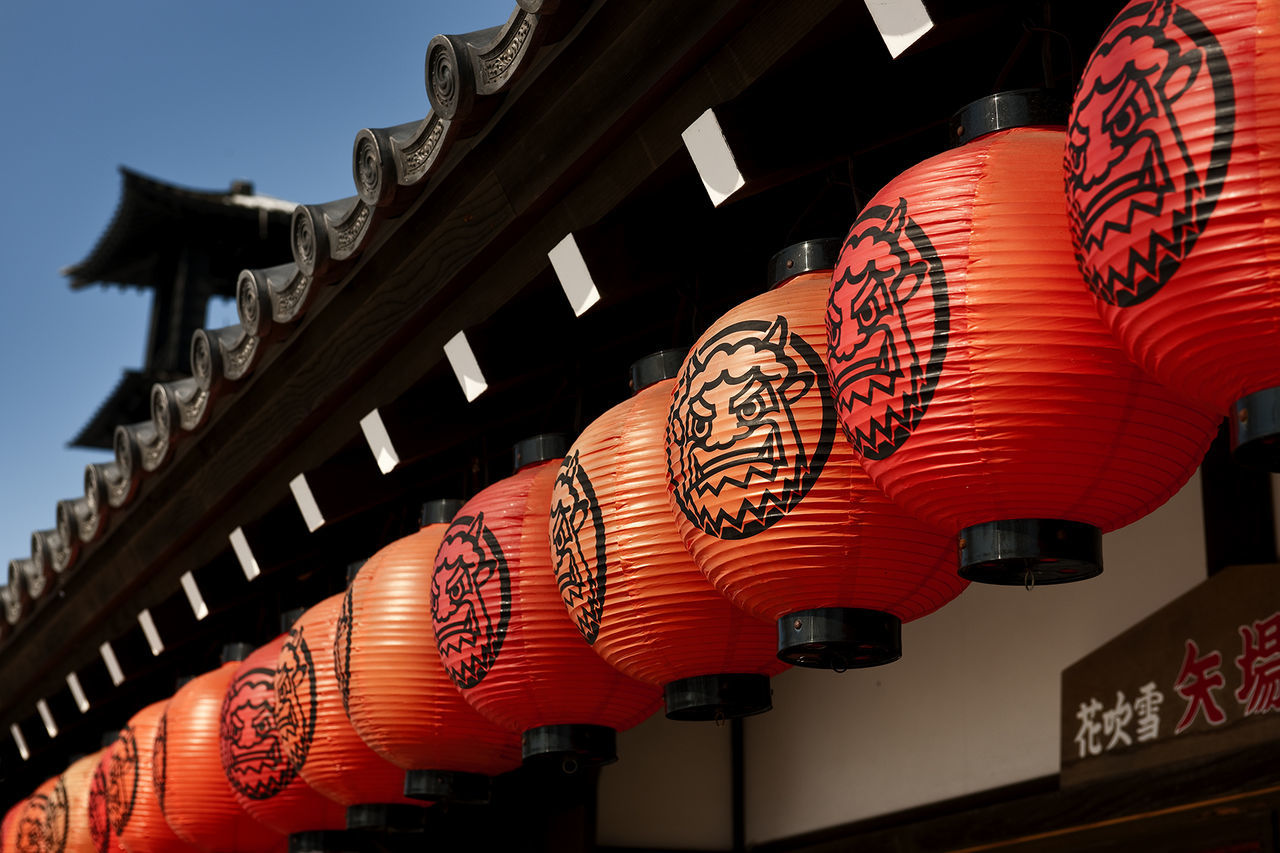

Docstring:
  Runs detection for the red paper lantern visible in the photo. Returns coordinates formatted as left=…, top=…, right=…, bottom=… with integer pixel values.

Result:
left=343, top=501, right=522, bottom=803
left=60, top=749, right=103, bottom=853
left=826, top=92, right=1219, bottom=583
left=111, top=702, right=195, bottom=853
left=554, top=353, right=787, bottom=717
left=432, top=437, right=661, bottom=765
left=273, top=591, right=426, bottom=825
left=12, top=775, right=65, bottom=853
left=220, top=632, right=347, bottom=834
left=158, top=650, right=286, bottom=853
left=666, top=242, right=963, bottom=669
left=1, top=800, right=24, bottom=853
left=89, top=740, right=130, bottom=853
left=1066, top=0, right=1279, bottom=468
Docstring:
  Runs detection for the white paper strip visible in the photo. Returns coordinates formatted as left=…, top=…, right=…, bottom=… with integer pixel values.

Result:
left=36, top=700, right=57, bottom=738
left=863, top=0, right=933, bottom=59
left=289, top=473, right=325, bottom=533
left=548, top=233, right=602, bottom=317
left=10, top=724, right=28, bottom=760
left=137, top=609, right=164, bottom=656
left=682, top=108, right=746, bottom=207
left=444, top=330, right=488, bottom=402
left=228, top=528, right=260, bottom=582
left=99, top=641, right=125, bottom=686
left=66, top=673, right=89, bottom=713
left=179, top=571, right=210, bottom=621
left=360, top=409, right=401, bottom=475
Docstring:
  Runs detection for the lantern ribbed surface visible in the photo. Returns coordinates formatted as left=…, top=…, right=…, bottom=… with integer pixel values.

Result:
left=274, top=593, right=423, bottom=808
left=667, top=270, right=963, bottom=667
left=345, top=522, right=522, bottom=776
left=432, top=459, right=660, bottom=740
left=221, top=637, right=347, bottom=834
left=1, top=801, right=23, bottom=853
left=827, top=128, right=1218, bottom=557
left=1066, top=0, right=1280, bottom=462
left=159, top=664, right=286, bottom=853
left=555, top=376, right=786, bottom=703
left=61, top=750, right=103, bottom=853
left=12, top=775, right=65, bottom=853
left=90, top=742, right=132, bottom=853
left=113, top=702, right=194, bottom=853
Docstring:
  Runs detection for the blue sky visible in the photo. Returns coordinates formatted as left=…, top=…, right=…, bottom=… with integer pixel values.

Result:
left=0, top=0, right=516, bottom=568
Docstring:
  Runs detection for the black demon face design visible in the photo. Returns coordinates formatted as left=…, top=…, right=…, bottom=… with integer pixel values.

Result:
left=667, top=314, right=835, bottom=540
left=220, top=666, right=295, bottom=800
left=549, top=451, right=606, bottom=645
left=16, top=779, right=67, bottom=853
left=151, top=713, right=167, bottom=814
left=106, top=726, right=138, bottom=833
left=1066, top=0, right=1234, bottom=306
left=334, top=588, right=354, bottom=714
left=88, top=764, right=109, bottom=853
left=827, top=197, right=948, bottom=461
left=431, top=512, right=510, bottom=689
left=273, top=627, right=317, bottom=773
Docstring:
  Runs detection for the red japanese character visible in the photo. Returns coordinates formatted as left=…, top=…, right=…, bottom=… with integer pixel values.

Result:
left=1174, top=639, right=1227, bottom=734
left=1235, top=611, right=1280, bottom=716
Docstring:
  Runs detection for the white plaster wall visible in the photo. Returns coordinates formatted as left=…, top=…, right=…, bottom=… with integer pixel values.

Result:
left=598, top=710, right=734, bottom=849
left=742, top=471, right=1210, bottom=845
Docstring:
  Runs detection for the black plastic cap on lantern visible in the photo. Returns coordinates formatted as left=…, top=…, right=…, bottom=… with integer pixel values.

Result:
left=512, top=433, right=567, bottom=472
left=220, top=642, right=253, bottom=664
left=403, top=768, right=492, bottom=805
left=345, top=803, right=427, bottom=832
left=1232, top=388, right=1280, bottom=472
left=949, top=89, right=1068, bottom=147
left=280, top=606, right=308, bottom=634
left=778, top=608, right=902, bottom=670
left=663, top=674, right=772, bottom=721
left=958, top=519, right=1103, bottom=585
left=767, top=238, right=840, bottom=289
left=346, top=560, right=366, bottom=583
left=522, top=724, right=616, bottom=769
left=629, top=349, right=687, bottom=394
left=420, top=498, right=465, bottom=528
left=289, top=831, right=364, bottom=853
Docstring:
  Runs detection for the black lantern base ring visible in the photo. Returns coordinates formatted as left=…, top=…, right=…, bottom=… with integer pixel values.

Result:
left=663, top=673, right=772, bottom=721
left=1231, top=386, right=1280, bottom=472
left=345, top=803, right=427, bottom=832
left=776, top=608, right=902, bottom=670
left=289, top=830, right=364, bottom=853
left=959, top=518, right=1102, bottom=585
left=403, top=768, right=492, bottom=805
left=522, top=724, right=617, bottom=770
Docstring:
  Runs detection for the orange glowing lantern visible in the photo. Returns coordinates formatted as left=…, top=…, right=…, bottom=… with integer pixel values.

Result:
left=220, top=629, right=347, bottom=834
left=433, top=437, right=661, bottom=765
left=109, top=702, right=196, bottom=853
left=826, top=92, right=1219, bottom=583
left=60, top=749, right=104, bottom=853
left=667, top=241, right=964, bottom=668
left=555, top=353, right=787, bottom=717
left=1066, top=0, right=1280, bottom=469
left=344, top=501, right=522, bottom=803
left=158, top=648, right=286, bottom=852
left=2, top=799, right=28, bottom=853
left=12, top=775, right=66, bottom=853
left=274, top=590, right=426, bottom=827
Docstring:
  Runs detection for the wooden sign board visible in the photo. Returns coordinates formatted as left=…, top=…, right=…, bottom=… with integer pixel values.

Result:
left=1061, top=563, right=1280, bottom=786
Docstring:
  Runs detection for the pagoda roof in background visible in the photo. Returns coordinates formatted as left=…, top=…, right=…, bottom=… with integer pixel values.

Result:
left=61, top=167, right=296, bottom=295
